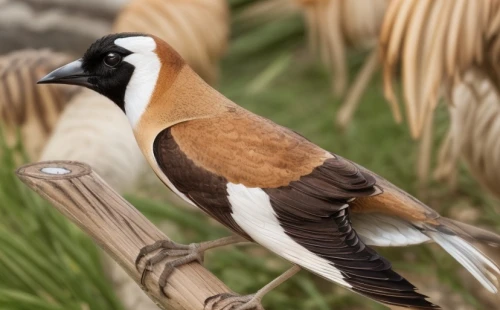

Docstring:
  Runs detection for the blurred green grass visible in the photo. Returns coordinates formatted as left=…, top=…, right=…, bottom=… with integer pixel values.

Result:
left=0, top=131, right=123, bottom=310
left=0, top=2, right=499, bottom=310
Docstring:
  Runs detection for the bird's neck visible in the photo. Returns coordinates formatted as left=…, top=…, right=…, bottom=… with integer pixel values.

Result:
left=133, top=65, right=234, bottom=156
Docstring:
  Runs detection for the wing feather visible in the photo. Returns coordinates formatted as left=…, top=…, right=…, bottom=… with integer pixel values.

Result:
left=264, top=156, right=438, bottom=308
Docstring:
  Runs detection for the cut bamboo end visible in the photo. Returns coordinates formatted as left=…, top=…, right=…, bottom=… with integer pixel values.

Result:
left=16, top=160, right=233, bottom=310
left=17, top=161, right=91, bottom=180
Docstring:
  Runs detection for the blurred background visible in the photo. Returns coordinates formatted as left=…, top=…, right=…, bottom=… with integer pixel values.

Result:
left=0, top=0, right=500, bottom=309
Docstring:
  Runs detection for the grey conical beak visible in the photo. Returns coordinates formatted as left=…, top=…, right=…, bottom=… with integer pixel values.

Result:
left=37, top=59, right=93, bottom=88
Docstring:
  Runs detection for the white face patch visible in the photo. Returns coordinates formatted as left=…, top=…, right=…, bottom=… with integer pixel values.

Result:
left=115, top=36, right=161, bottom=128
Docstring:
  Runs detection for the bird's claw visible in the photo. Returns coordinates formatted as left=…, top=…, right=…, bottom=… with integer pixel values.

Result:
left=135, top=239, right=204, bottom=295
left=204, top=293, right=263, bottom=310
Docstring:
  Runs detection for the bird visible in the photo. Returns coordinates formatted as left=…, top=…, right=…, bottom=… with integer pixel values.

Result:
left=38, top=33, right=500, bottom=310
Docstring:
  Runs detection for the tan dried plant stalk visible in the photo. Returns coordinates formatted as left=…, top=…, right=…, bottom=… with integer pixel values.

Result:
left=380, top=0, right=500, bottom=139
left=236, top=0, right=299, bottom=23
left=113, top=0, right=229, bottom=85
left=297, top=0, right=389, bottom=98
left=436, top=71, right=500, bottom=200
left=0, top=49, right=78, bottom=159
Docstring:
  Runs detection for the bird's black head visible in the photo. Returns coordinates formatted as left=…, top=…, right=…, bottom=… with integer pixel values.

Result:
left=38, top=33, right=150, bottom=111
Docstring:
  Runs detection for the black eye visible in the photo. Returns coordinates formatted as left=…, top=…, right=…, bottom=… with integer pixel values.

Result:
left=103, top=52, right=122, bottom=67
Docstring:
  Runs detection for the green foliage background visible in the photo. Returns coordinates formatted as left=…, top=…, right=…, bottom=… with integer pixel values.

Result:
left=0, top=1, right=499, bottom=309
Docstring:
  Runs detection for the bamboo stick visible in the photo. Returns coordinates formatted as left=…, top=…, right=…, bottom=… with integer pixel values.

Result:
left=16, top=160, right=234, bottom=310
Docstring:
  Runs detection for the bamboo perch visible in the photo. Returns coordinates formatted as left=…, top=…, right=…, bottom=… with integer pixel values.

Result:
left=16, top=160, right=234, bottom=310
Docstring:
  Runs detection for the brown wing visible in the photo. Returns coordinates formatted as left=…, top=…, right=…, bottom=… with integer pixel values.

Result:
left=263, top=157, right=437, bottom=309
left=169, top=108, right=329, bottom=188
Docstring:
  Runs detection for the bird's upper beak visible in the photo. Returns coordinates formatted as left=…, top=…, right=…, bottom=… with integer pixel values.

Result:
left=37, top=59, right=93, bottom=88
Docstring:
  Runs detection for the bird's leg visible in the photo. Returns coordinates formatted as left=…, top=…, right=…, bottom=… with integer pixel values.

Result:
left=204, top=265, right=301, bottom=310
left=136, top=235, right=247, bottom=294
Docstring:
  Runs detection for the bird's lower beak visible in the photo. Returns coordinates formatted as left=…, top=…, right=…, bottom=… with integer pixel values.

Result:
left=37, top=59, right=93, bottom=88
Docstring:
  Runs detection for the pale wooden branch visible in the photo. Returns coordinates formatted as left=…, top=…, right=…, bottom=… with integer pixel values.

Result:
left=16, top=160, right=233, bottom=310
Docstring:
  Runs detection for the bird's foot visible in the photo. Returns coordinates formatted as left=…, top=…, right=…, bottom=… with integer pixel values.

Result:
left=204, top=265, right=301, bottom=310
left=204, top=293, right=264, bottom=310
left=135, top=239, right=203, bottom=295
left=135, top=236, right=246, bottom=295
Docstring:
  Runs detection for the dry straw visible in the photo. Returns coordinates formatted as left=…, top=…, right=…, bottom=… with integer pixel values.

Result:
left=380, top=0, right=500, bottom=139
left=237, top=0, right=299, bottom=22
left=377, top=0, right=500, bottom=192
left=436, top=71, right=500, bottom=200
left=0, top=49, right=78, bottom=159
left=297, top=0, right=389, bottom=98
